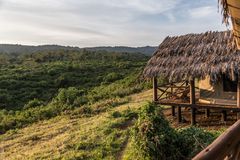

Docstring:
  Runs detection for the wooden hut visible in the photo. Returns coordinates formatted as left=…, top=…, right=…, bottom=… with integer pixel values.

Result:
left=143, top=31, right=240, bottom=125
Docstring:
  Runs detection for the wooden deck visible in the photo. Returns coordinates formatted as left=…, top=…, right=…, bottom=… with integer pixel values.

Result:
left=157, top=99, right=240, bottom=111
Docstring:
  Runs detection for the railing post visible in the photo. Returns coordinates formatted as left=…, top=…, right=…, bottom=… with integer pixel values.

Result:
left=190, top=78, right=196, bottom=125
left=153, top=77, right=158, bottom=102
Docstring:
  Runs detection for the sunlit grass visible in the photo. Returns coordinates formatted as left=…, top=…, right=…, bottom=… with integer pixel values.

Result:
left=0, top=90, right=152, bottom=160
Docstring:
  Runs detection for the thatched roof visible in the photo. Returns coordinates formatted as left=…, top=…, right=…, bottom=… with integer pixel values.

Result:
left=218, top=0, right=240, bottom=49
left=143, top=31, right=240, bottom=83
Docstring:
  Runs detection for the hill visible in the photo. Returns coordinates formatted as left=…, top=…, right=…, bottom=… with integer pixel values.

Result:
left=0, top=44, right=79, bottom=55
left=0, top=90, right=152, bottom=160
left=0, top=44, right=157, bottom=56
left=85, top=46, right=157, bottom=56
left=0, top=49, right=150, bottom=133
left=0, top=48, right=226, bottom=160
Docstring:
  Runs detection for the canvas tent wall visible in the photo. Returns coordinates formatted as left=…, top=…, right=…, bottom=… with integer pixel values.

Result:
left=199, top=76, right=237, bottom=105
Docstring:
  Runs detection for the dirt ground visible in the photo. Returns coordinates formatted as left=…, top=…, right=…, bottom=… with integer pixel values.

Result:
left=163, top=107, right=237, bottom=130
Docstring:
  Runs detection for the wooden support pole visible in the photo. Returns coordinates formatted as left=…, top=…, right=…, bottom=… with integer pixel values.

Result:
left=221, top=110, right=227, bottom=122
left=237, top=113, right=240, bottom=120
left=171, top=106, right=175, bottom=117
left=190, top=78, right=196, bottom=125
left=191, top=108, right=196, bottom=125
left=190, top=79, right=196, bottom=104
left=237, top=77, right=240, bottom=120
left=177, top=106, right=181, bottom=123
left=153, top=77, right=158, bottom=102
left=205, top=109, right=210, bottom=118
left=237, top=78, right=240, bottom=108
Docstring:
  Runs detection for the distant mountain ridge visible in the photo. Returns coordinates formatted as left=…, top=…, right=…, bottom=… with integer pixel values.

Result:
left=0, top=44, right=157, bottom=56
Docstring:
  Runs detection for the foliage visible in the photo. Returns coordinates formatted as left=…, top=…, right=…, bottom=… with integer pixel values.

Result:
left=0, top=50, right=148, bottom=109
left=132, top=103, right=183, bottom=160
left=23, top=98, right=44, bottom=109
left=0, top=50, right=150, bottom=133
left=132, top=103, right=218, bottom=160
left=178, top=127, right=219, bottom=158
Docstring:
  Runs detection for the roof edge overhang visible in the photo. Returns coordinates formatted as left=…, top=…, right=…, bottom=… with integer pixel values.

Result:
left=219, top=0, right=240, bottom=49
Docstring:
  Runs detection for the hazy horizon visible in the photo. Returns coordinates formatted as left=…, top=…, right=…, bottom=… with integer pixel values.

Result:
left=0, top=43, right=158, bottom=48
left=0, top=0, right=228, bottom=47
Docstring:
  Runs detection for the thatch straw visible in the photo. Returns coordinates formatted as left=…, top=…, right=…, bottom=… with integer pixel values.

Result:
left=143, top=31, right=240, bottom=83
left=218, top=0, right=230, bottom=25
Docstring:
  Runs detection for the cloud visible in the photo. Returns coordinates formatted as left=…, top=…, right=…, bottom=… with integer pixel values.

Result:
left=0, top=0, right=227, bottom=47
left=189, top=6, right=215, bottom=19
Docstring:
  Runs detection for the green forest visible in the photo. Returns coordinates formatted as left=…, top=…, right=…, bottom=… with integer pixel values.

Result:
left=0, top=50, right=149, bottom=133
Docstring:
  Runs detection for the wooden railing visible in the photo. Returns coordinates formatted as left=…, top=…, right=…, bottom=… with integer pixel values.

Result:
left=193, top=119, right=240, bottom=160
left=157, top=81, right=190, bottom=101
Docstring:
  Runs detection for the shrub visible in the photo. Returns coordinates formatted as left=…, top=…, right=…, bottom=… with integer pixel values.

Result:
left=103, top=72, right=122, bottom=83
left=55, top=87, right=84, bottom=106
left=23, top=98, right=44, bottom=109
left=132, top=103, right=183, bottom=160
left=178, top=127, right=218, bottom=158
left=132, top=103, right=218, bottom=160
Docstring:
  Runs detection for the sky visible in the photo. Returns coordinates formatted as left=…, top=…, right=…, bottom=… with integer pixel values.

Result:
left=0, top=0, right=229, bottom=47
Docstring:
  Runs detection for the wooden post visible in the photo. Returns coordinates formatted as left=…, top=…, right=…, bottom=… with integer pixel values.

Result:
left=172, top=106, right=175, bottom=117
left=237, top=78, right=240, bottom=107
left=190, top=79, right=196, bottom=104
left=237, top=77, right=240, bottom=120
left=205, top=109, right=210, bottom=118
left=153, top=77, right=158, bottom=102
left=177, top=106, right=181, bottom=123
left=237, top=113, right=240, bottom=120
left=221, top=110, right=227, bottom=122
left=190, top=78, right=196, bottom=125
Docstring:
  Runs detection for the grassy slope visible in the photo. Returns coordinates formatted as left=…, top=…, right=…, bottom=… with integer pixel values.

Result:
left=0, top=90, right=152, bottom=160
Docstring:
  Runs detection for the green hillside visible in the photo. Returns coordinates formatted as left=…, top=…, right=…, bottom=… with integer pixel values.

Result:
left=0, top=49, right=223, bottom=160
left=0, top=50, right=150, bottom=134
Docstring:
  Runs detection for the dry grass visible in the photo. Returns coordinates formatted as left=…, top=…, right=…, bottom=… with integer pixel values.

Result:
left=0, top=90, right=152, bottom=160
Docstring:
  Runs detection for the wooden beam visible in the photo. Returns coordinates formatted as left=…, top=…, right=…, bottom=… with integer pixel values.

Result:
left=157, top=101, right=240, bottom=111
left=153, top=77, right=158, bottom=102
left=171, top=106, right=175, bottom=117
left=177, top=106, right=181, bottom=123
left=190, top=78, right=196, bottom=125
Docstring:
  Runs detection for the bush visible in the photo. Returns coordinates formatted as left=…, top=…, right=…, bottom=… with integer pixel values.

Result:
left=103, top=72, right=122, bottom=83
left=132, top=103, right=217, bottom=160
left=55, top=87, right=84, bottom=106
left=23, top=98, right=44, bottom=109
left=178, top=127, right=218, bottom=158
left=132, top=103, right=183, bottom=160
